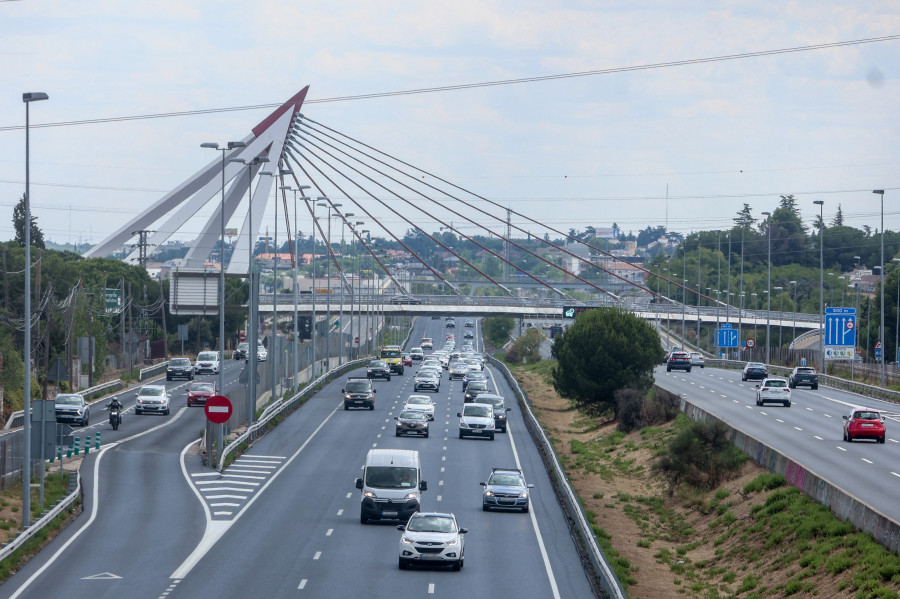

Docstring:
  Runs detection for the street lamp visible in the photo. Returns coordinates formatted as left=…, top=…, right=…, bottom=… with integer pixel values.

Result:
left=22, top=91, right=48, bottom=528
left=201, top=139, right=245, bottom=459
left=813, top=200, right=825, bottom=373
left=789, top=280, right=797, bottom=347
left=893, top=257, right=900, bottom=368
left=874, top=189, right=885, bottom=386
left=751, top=292, right=759, bottom=354
left=761, top=211, right=772, bottom=364
left=339, top=212, right=354, bottom=364
left=228, top=155, right=269, bottom=427
left=284, top=184, right=310, bottom=382
left=774, top=286, right=784, bottom=348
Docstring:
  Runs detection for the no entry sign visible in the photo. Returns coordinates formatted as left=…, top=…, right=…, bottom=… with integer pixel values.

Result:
left=205, top=395, right=233, bottom=424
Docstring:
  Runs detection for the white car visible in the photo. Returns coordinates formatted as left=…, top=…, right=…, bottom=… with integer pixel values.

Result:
left=398, top=512, right=467, bottom=571
left=257, top=344, right=268, bottom=362
left=755, top=378, right=792, bottom=408
left=404, top=395, right=436, bottom=420
left=194, top=351, right=220, bottom=375
left=449, top=361, right=469, bottom=380
left=135, top=385, right=171, bottom=415
left=414, top=369, right=441, bottom=393
left=689, top=352, right=705, bottom=368
left=457, top=403, right=495, bottom=440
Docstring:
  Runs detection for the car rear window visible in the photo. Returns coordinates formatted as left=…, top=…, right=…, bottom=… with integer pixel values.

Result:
left=854, top=411, right=880, bottom=420
left=796, top=368, right=816, bottom=374
left=766, top=380, right=787, bottom=388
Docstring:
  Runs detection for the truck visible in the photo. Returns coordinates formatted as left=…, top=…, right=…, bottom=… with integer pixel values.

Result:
left=379, top=345, right=404, bottom=375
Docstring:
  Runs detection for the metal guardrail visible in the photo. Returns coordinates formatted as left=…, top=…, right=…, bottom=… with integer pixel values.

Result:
left=489, top=356, right=626, bottom=599
left=3, top=379, right=126, bottom=431
left=139, top=361, right=169, bottom=381
left=0, top=470, right=81, bottom=561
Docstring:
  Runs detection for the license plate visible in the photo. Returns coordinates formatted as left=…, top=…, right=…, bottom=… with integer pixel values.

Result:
left=421, top=554, right=442, bottom=560
left=862, top=423, right=874, bottom=427
left=382, top=511, right=398, bottom=517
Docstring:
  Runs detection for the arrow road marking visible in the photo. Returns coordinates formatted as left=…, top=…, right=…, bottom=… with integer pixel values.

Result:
left=81, top=572, right=122, bottom=580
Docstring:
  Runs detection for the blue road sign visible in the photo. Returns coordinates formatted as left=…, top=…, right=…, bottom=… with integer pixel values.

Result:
left=824, top=307, right=856, bottom=348
left=716, top=327, right=739, bottom=348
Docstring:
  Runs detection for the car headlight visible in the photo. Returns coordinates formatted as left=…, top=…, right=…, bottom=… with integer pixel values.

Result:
left=344, top=394, right=352, bottom=400
left=447, top=536, right=460, bottom=546
left=363, top=491, right=376, bottom=499
left=484, top=490, right=494, bottom=497
left=401, top=535, right=414, bottom=545
left=405, top=492, right=418, bottom=499
left=497, top=414, right=506, bottom=419
left=518, top=491, right=528, bottom=498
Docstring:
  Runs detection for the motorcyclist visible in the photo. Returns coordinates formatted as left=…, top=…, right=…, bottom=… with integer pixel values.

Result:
left=107, top=396, right=123, bottom=423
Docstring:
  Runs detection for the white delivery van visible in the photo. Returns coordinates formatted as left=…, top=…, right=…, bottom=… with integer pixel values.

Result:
left=355, top=448, right=427, bottom=524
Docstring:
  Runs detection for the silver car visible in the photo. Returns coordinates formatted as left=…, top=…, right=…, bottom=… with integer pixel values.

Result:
left=449, top=361, right=469, bottom=380
left=135, top=385, right=171, bottom=415
left=404, top=395, right=436, bottom=420
left=398, top=512, right=467, bottom=571
left=54, top=393, right=90, bottom=426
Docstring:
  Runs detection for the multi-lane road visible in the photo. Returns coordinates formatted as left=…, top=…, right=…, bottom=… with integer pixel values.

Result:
left=654, top=363, right=900, bottom=523
left=3, top=318, right=596, bottom=599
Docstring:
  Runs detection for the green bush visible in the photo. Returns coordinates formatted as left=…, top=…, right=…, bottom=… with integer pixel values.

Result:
left=654, top=420, right=747, bottom=491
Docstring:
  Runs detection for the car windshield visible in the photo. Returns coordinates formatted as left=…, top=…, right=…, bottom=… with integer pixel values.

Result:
left=407, top=515, right=456, bottom=533
left=381, top=349, right=400, bottom=358
left=463, top=405, right=491, bottom=418
left=171, top=359, right=190, bottom=367
left=418, top=369, right=438, bottom=377
left=140, top=387, right=165, bottom=397
left=370, top=361, right=386, bottom=368
left=237, top=343, right=249, bottom=350
left=765, top=380, right=787, bottom=388
left=854, top=411, right=880, bottom=420
left=55, top=395, right=83, bottom=405
left=468, top=382, right=487, bottom=391
left=365, top=466, right=417, bottom=489
left=481, top=397, right=504, bottom=407
left=345, top=381, right=372, bottom=393
left=191, top=383, right=215, bottom=393
left=198, top=352, right=218, bottom=361
left=489, top=473, right=524, bottom=486
left=399, top=410, right=427, bottom=420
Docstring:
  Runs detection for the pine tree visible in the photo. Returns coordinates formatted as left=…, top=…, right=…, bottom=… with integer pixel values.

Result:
left=733, top=203, right=755, bottom=228
left=831, top=204, right=845, bottom=227
left=13, top=194, right=46, bottom=249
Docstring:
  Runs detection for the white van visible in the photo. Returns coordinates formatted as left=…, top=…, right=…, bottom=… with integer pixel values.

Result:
left=355, top=448, right=427, bottom=524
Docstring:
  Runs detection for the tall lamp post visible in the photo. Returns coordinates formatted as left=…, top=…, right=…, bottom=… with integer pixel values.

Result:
left=789, top=280, right=797, bottom=347
left=285, top=185, right=310, bottom=383
left=201, top=139, right=245, bottom=460
left=893, top=257, right=900, bottom=369
left=338, top=212, right=354, bottom=365
left=773, top=286, right=784, bottom=348
left=874, top=189, right=885, bottom=386
left=761, top=211, right=772, bottom=364
left=813, top=200, right=825, bottom=373
left=22, top=91, right=48, bottom=527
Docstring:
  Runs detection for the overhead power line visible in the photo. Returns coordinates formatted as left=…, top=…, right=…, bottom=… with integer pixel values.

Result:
left=0, top=34, right=897, bottom=132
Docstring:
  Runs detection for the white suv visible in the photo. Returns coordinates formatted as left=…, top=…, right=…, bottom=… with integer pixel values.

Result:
left=457, top=403, right=496, bottom=440
left=194, top=351, right=220, bottom=375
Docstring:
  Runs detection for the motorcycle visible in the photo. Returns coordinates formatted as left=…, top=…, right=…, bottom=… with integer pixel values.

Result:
left=106, top=401, right=123, bottom=430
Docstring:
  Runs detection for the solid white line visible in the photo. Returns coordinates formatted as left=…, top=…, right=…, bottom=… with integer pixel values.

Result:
left=191, top=472, right=221, bottom=477
left=201, top=486, right=255, bottom=492
left=213, top=511, right=232, bottom=516
left=8, top=443, right=117, bottom=599
left=222, top=474, right=266, bottom=480
left=205, top=495, right=246, bottom=500
left=209, top=503, right=240, bottom=507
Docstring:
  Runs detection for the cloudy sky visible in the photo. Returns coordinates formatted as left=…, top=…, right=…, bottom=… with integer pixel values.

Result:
left=0, top=0, right=897, bottom=253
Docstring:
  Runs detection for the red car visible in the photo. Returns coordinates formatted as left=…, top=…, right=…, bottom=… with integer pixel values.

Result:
left=402, top=353, right=413, bottom=367
left=843, top=407, right=886, bottom=443
left=187, top=381, right=216, bottom=407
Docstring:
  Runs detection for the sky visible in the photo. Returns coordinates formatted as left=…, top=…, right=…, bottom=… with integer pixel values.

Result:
left=0, top=0, right=898, bottom=255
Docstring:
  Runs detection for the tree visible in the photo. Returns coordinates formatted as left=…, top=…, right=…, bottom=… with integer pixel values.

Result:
left=551, top=307, right=662, bottom=416
left=482, top=316, right=515, bottom=348
left=13, top=194, right=45, bottom=249
left=509, top=328, right=544, bottom=363
left=733, top=203, right=755, bottom=229
left=831, top=204, right=844, bottom=227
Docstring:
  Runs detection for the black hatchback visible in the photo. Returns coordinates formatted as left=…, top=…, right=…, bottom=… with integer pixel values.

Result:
left=367, top=360, right=392, bottom=381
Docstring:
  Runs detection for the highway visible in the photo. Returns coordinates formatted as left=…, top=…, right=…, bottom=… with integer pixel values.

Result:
left=2, top=317, right=597, bottom=599
left=654, top=364, right=900, bottom=523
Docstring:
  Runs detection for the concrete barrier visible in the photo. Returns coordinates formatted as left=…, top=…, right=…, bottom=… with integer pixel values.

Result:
left=679, top=398, right=900, bottom=553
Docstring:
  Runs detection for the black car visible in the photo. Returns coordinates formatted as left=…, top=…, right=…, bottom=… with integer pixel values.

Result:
left=342, top=378, right=376, bottom=410
left=395, top=410, right=430, bottom=437
left=464, top=381, right=489, bottom=403
left=446, top=321, right=455, bottom=328
left=462, top=370, right=487, bottom=390
left=666, top=351, right=692, bottom=373
left=166, top=357, right=194, bottom=381
left=367, top=359, right=392, bottom=381
left=477, top=394, right=511, bottom=432
left=788, top=366, right=819, bottom=389
left=465, top=319, right=474, bottom=327
left=742, top=362, right=769, bottom=381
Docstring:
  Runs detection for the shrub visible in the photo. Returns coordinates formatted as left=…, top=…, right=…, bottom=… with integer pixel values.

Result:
left=654, top=420, right=747, bottom=491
